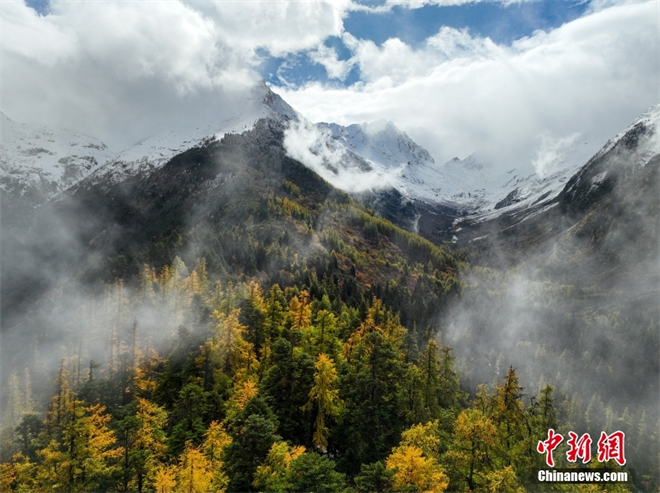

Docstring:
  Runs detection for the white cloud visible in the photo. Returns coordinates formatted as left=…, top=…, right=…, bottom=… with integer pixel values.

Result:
left=281, top=1, right=659, bottom=175
left=355, top=0, right=541, bottom=13
left=196, top=1, right=348, bottom=58
left=308, top=44, right=355, bottom=81
left=1, top=1, right=77, bottom=66
left=2, top=0, right=657, bottom=175
left=339, top=28, right=502, bottom=85
left=532, top=132, right=581, bottom=178
left=283, top=118, right=401, bottom=193
left=1, top=0, right=350, bottom=148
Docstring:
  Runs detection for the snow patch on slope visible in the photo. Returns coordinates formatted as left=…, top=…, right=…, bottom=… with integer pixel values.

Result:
left=0, top=111, right=116, bottom=199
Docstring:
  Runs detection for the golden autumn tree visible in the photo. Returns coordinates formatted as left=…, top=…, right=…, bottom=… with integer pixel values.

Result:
left=385, top=421, right=448, bottom=493
left=302, top=354, right=343, bottom=452
left=484, top=465, right=525, bottom=493
left=153, top=465, right=177, bottom=493
left=121, top=398, right=168, bottom=493
left=225, top=380, right=260, bottom=423
left=288, top=290, right=312, bottom=331
left=399, top=420, right=442, bottom=460
left=343, top=298, right=406, bottom=359
left=211, top=309, right=257, bottom=381
left=252, top=441, right=306, bottom=492
left=38, top=401, right=121, bottom=492
left=175, top=441, right=213, bottom=493
left=202, top=421, right=232, bottom=492
left=445, top=405, right=497, bottom=491
left=386, top=445, right=448, bottom=493
left=0, top=453, right=37, bottom=493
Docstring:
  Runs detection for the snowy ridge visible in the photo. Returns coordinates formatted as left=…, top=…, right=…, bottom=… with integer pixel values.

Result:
left=287, top=105, right=660, bottom=222
left=283, top=117, right=448, bottom=199
left=283, top=118, right=582, bottom=214
left=0, top=84, right=298, bottom=200
left=0, top=112, right=116, bottom=199
left=4, top=83, right=659, bottom=226
left=84, top=84, right=299, bottom=186
left=321, top=120, right=435, bottom=170
left=589, top=104, right=660, bottom=165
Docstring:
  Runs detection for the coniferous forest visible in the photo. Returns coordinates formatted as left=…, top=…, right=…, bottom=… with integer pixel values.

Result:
left=1, top=121, right=657, bottom=492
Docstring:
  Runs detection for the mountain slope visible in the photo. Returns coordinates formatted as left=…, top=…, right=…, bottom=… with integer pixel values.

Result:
left=448, top=105, right=660, bottom=251
left=0, top=112, right=115, bottom=207
left=1, top=116, right=461, bottom=332
left=446, top=101, right=660, bottom=408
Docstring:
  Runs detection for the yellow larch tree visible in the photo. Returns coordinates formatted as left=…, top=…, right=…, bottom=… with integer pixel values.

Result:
left=343, top=299, right=406, bottom=359
left=0, top=453, right=37, bottom=493
left=127, top=398, right=168, bottom=492
left=445, top=407, right=497, bottom=491
left=202, top=421, right=232, bottom=492
left=386, top=445, right=448, bottom=493
left=225, top=380, right=259, bottom=422
left=302, top=354, right=343, bottom=452
left=385, top=420, right=448, bottom=493
left=211, top=309, right=257, bottom=381
left=38, top=401, right=121, bottom=492
left=252, top=442, right=306, bottom=492
left=399, top=420, right=442, bottom=460
left=153, top=465, right=177, bottom=493
left=175, top=441, right=213, bottom=493
left=288, top=290, right=312, bottom=331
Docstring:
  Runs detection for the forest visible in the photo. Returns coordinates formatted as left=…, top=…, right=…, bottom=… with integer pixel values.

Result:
left=0, top=255, right=634, bottom=493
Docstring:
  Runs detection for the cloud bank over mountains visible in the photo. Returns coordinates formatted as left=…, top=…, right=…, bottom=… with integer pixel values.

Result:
left=282, top=1, right=659, bottom=172
left=2, top=0, right=657, bottom=178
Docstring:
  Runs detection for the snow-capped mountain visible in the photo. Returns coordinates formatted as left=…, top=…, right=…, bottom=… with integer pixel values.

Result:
left=0, top=112, right=116, bottom=202
left=321, top=120, right=435, bottom=170
left=462, top=105, right=660, bottom=224
left=83, top=84, right=298, bottom=186
left=557, top=104, right=660, bottom=215
left=0, top=84, right=298, bottom=202
left=447, top=103, right=660, bottom=247
left=3, top=82, right=659, bottom=232
left=281, top=117, right=444, bottom=199
left=282, top=111, right=604, bottom=217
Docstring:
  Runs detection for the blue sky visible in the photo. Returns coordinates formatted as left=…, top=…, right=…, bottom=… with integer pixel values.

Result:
left=260, top=1, right=589, bottom=88
left=25, top=0, right=49, bottom=15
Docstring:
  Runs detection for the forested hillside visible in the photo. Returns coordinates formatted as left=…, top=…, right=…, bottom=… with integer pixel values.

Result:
left=0, top=256, right=606, bottom=493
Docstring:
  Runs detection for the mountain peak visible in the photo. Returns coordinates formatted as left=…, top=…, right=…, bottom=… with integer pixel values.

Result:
left=361, top=119, right=398, bottom=136
left=261, top=85, right=298, bottom=122
left=317, top=119, right=434, bottom=168
left=81, top=83, right=301, bottom=187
